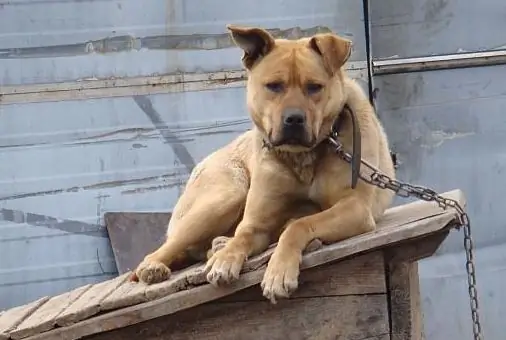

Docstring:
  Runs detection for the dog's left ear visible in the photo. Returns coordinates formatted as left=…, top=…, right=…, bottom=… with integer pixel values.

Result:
left=309, top=33, right=352, bottom=75
left=227, top=24, right=276, bottom=70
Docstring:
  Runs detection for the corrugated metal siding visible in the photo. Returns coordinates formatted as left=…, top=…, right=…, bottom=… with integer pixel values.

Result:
left=0, top=0, right=369, bottom=310
left=371, top=0, right=506, bottom=58
left=0, top=0, right=367, bottom=86
left=371, top=0, right=506, bottom=339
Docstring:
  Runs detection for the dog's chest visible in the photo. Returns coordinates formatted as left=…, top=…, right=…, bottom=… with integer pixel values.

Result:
left=307, top=157, right=352, bottom=209
left=308, top=177, right=329, bottom=207
left=274, top=150, right=318, bottom=184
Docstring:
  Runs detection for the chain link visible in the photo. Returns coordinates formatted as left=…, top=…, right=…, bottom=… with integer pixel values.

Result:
left=328, top=136, right=483, bottom=340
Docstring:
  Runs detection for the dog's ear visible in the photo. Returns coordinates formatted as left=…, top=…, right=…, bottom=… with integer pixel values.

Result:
left=227, top=24, right=275, bottom=69
left=309, top=33, right=352, bottom=75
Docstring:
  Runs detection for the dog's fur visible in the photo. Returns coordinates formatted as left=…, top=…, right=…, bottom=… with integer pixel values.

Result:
left=133, top=25, right=395, bottom=303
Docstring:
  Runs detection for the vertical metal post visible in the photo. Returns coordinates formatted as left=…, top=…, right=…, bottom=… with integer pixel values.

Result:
left=361, top=0, right=376, bottom=109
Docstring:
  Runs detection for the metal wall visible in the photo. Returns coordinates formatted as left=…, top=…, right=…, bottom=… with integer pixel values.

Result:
left=0, top=0, right=368, bottom=310
left=370, top=1, right=506, bottom=339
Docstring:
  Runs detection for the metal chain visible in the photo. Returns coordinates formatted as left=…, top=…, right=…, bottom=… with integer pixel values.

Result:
left=328, top=136, right=483, bottom=340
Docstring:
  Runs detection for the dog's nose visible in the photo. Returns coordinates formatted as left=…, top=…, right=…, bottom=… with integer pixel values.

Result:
left=282, top=108, right=306, bottom=127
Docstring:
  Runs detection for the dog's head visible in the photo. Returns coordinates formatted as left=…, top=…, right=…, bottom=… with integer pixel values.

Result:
left=228, top=25, right=352, bottom=152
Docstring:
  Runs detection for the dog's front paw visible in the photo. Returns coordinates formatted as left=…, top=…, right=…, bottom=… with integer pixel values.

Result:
left=205, top=244, right=246, bottom=286
left=134, top=257, right=171, bottom=284
left=261, top=249, right=301, bottom=304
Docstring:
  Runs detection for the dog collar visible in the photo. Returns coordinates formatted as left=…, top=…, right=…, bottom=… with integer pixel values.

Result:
left=260, top=104, right=362, bottom=190
left=330, top=104, right=362, bottom=189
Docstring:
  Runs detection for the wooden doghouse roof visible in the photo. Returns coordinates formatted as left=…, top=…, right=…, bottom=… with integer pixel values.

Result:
left=0, top=190, right=465, bottom=340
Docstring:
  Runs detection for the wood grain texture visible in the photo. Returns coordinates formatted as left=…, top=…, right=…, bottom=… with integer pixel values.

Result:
left=99, top=263, right=206, bottom=311
left=55, top=273, right=131, bottom=327
left=15, top=189, right=463, bottom=340
left=388, top=262, right=423, bottom=340
left=10, top=286, right=92, bottom=340
left=97, top=190, right=462, bottom=313
left=105, top=212, right=171, bottom=274
left=384, top=231, right=449, bottom=264
left=26, top=270, right=266, bottom=340
left=363, top=336, right=390, bottom=340
left=28, top=211, right=456, bottom=340
left=0, top=298, right=49, bottom=340
left=222, top=251, right=386, bottom=302
left=85, top=294, right=389, bottom=340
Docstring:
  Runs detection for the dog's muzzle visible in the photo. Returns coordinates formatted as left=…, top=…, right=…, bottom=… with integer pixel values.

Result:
left=274, top=108, right=310, bottom=146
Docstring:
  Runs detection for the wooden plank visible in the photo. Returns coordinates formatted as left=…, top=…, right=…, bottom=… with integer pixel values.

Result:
left=105, top=212, right=171, bottom=274
left=384, top=231, right=449, bottom=264
left=0, top=297, right=49, bottom=339
left=84, top=294, right=389, bottom=340
left=55, top=274, right=131, bottom=327
left=101, top=189, right=463, bottom=311
left=98, top=280, right=148, bottom=312
left=388, top=262, right=423, bottom=340
left=95, top=205, right=458, bottom=314
left=25, top=201, right=460, bottom=340
left=99, top=240, right=280, bottom=312
left=364, top=336, right=390, bottom=340
left=222, top=250, right=386, bottom=302
left=378, top=189, right=466, bottom=230
left=10, top=286, right=92, bottom=340
left=99, top=264, right=204, bottom=311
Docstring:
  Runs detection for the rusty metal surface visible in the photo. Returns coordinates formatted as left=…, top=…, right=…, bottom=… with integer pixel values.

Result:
left=105, top=212, right=171, bottom=274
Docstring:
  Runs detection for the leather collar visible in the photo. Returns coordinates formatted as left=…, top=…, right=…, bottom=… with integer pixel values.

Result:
left=261, top=104, right=362, bottom=190
left=331, top=104, right=362, bottom=189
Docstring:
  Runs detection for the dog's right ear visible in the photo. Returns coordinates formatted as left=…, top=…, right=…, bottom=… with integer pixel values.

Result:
left=309, top=33, right=352, bottom=75
left=227, top=24, right=275, bottom=69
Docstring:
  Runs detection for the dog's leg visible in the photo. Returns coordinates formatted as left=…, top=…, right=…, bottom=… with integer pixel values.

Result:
left=261, top=191, right=375, bottom=303
left=134, top=188, right=246, bottom=284
left=205, top=168, right=297, bottom=286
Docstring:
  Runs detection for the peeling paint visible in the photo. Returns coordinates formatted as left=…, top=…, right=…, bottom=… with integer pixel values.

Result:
left=121, top=182, right=183, bottom=195
left=420, top=130, right=475, bottom=149
left=0, top=26, right=335, bottom=59
left=0, top=122, right=248, bottom=151
left=0, top=173, right=179, bottom=201
left=76, top=128, right=156, bottom=142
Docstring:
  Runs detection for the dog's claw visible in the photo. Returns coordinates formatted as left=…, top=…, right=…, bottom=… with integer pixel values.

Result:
left=205, top=246, right=245, bottom=286
left=261, top=251, right=300, bottom=304
left=135, top=258, right=171, bottom=284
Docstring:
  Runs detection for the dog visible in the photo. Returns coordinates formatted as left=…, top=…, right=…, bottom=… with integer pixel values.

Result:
left=132, top=24, right=395, bottom=304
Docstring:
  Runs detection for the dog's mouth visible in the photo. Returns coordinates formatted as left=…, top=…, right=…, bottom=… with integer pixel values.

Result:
left=270, top=138, right=313, bottom=148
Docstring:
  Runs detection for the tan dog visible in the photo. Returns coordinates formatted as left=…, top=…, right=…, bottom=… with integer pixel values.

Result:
left=132, top=25, right=395, bottom=303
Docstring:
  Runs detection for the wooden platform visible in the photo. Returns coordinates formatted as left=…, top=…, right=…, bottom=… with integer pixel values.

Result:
left=0, top=190, right=466, bottom=340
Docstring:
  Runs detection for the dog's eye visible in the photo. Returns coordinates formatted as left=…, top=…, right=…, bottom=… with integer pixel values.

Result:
left=306, top=83, right=323, bottom=95
left=265, top=82, right=284, bottom=93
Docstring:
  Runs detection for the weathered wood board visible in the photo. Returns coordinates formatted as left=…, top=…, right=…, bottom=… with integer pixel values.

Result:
left=55, top=273, right=131, bottom=327
left=95, top=189, right=463, bottom=313
left=88, top=295, right=389, bottom=340
left=10, top=286, right=92, bottom=339
left=85, top=251, right=389, bottom=340
left=0, top=298, right=49, bottom=340
left=222, top=250, right=386, bottom=302
left=105, top=212, right=171, bottom=274
left=388, top=262, right=424, bottom=340
left=0, top=189, right=464, bottom=340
